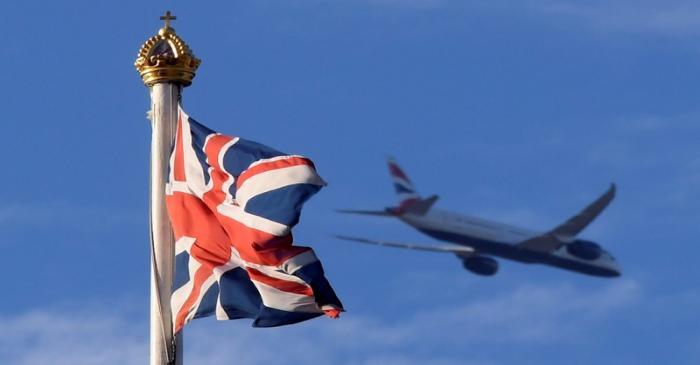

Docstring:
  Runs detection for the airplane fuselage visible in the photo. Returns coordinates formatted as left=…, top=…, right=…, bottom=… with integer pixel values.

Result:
left=398, top=208, right=620, bottom=277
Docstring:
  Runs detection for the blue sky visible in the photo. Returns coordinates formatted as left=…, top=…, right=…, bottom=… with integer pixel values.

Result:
left=1, top=0, right=699, bottom=364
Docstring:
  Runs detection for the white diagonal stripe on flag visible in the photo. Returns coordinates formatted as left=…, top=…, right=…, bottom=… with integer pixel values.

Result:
left=251, top=280, right=321, bottom=313
left=236, top=165, right=325, bottom=208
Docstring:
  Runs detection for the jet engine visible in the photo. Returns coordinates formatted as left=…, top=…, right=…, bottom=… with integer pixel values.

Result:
left=462, top=256, right=499, bottom=276
left=565, top=240, right=602, bottom=261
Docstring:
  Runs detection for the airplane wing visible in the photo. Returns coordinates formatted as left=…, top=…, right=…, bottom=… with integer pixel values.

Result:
left=335, top=235, right=475, bottom=254
left=335, top=209, right=395, bottom=217
left=517, top=183, right=616, bottom=253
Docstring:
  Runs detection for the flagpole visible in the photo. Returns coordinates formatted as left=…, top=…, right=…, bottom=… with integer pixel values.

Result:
left=135, top=11, right=201, bottom=365
left=149, top=83, right=181, bottom=365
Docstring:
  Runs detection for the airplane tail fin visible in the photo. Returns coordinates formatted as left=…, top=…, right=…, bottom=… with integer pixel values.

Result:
left=387, top=157, right=420, bottom=206
left=387, top=157, right=438, bottom=215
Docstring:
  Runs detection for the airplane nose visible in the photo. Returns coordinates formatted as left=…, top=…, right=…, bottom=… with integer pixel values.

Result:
left=609, top=262, right=622, bottom=277
left=603, top=252, right=621, bottom=277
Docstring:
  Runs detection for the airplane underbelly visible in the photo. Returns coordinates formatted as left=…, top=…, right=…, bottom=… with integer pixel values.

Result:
left=542, top=255, right=620, bottom=277
left=415, top=228, right=541, bottom=263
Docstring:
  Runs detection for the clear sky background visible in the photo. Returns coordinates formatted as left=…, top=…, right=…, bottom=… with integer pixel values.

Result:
left=1, top=1, right=699, bottom=364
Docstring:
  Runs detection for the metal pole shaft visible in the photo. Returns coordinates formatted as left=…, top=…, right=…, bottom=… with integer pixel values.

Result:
left=149, top=83, right=183, bottom=365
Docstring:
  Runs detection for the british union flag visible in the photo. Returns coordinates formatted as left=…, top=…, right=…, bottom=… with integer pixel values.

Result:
left=166, top=106, right=342, bottom=333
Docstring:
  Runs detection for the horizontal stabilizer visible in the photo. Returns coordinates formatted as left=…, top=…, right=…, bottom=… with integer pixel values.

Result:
left=335, top=209, right=395, bottom=217
left=334, top=235, right=475, bottom=254
left=404, top=195, right=439, bottom=215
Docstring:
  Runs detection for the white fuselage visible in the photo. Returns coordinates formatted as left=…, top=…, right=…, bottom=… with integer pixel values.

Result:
left=401, top=209, right=538, bottom=244
left=398, top=208, right=620, bottom=277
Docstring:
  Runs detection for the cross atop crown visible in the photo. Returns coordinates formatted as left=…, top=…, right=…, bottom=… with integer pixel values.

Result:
left=160, top=11, right=176, bottom=29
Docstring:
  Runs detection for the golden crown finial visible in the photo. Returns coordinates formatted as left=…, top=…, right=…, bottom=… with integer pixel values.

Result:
left=135, top=11, right=201, bottom=87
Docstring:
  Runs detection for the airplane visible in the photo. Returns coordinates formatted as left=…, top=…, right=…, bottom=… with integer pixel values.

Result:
left=336, top=158, right=621, bottom=277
